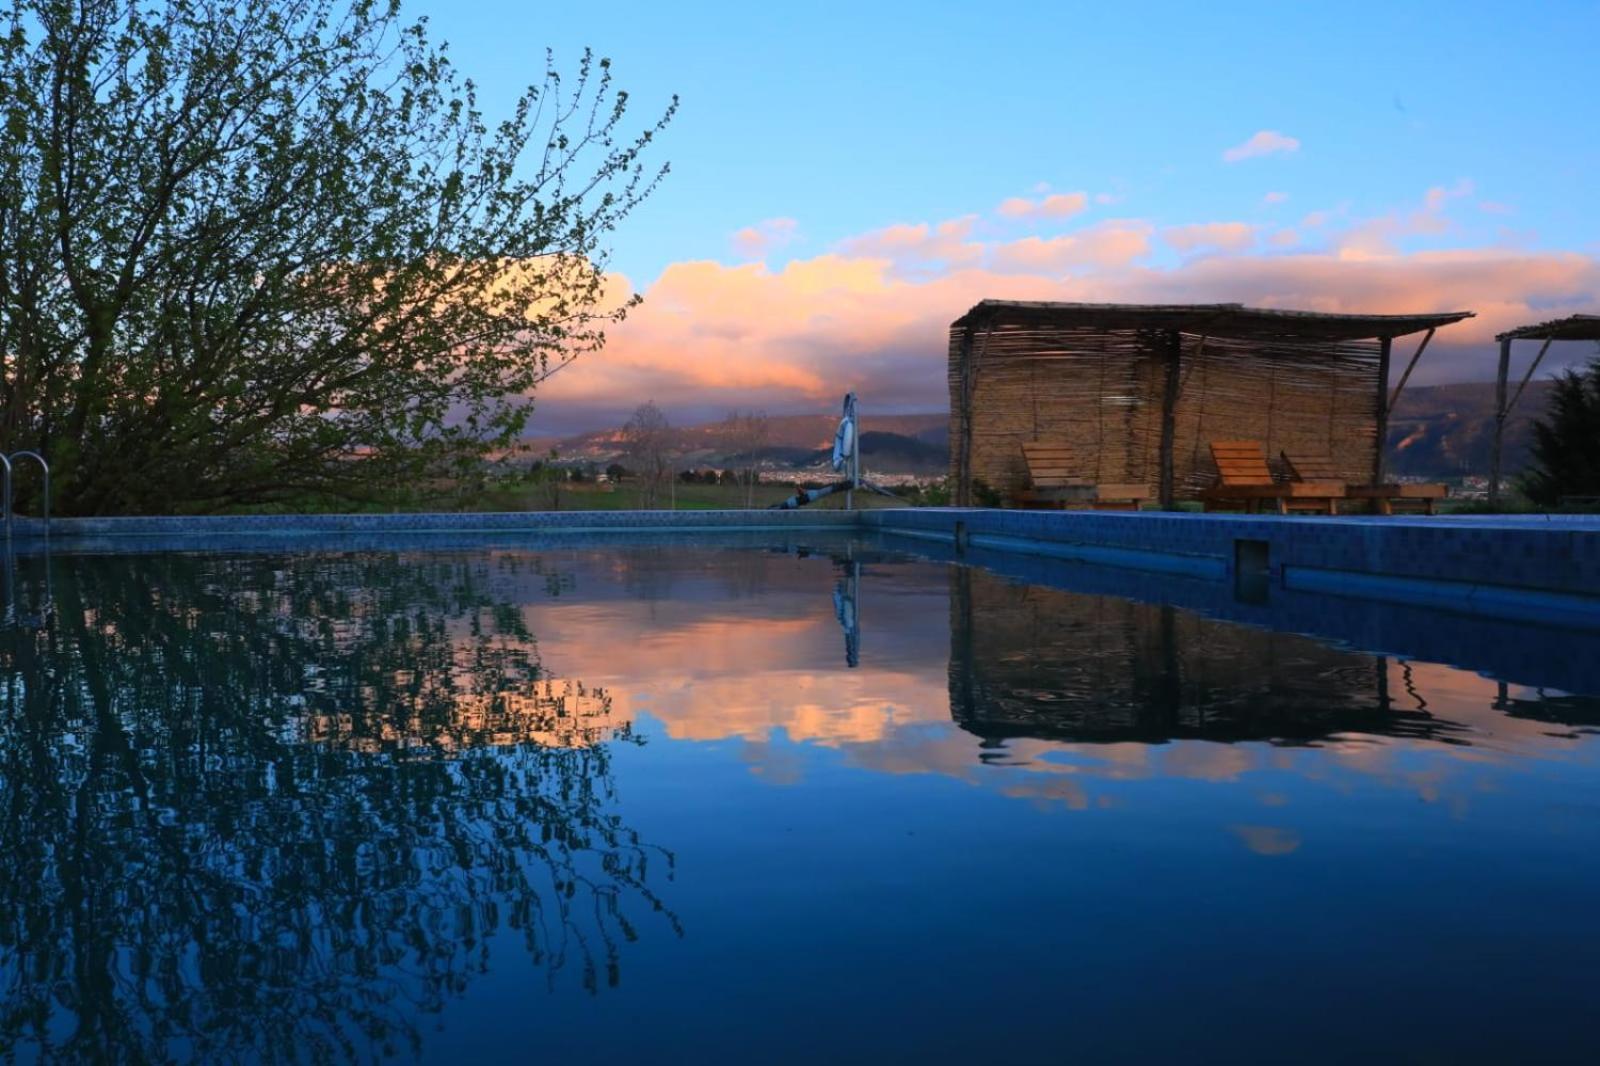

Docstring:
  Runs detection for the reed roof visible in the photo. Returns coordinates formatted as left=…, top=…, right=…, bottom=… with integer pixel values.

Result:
left=951, top=300, right=1473, bottom=341
left=1495, top=314, right=1600, bottom=342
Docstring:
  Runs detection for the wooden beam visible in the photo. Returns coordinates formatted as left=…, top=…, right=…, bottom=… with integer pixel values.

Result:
left=1387, top=327, right=1434, bottom=413
left=1157, top=329, right=1183, bottom=509
left=1506, top=336, right=1556, bottom=416
left=1373, top=335, right=1393, bottom=487
left=1489, top=336, right=1511, bottom=508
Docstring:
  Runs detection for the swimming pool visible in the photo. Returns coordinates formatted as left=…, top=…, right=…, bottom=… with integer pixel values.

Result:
left=2, top=536, right=1598, bottom=1062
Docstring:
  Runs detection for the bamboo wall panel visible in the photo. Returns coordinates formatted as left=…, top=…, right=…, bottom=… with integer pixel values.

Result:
left=949, top=321, right=1381, bottom=500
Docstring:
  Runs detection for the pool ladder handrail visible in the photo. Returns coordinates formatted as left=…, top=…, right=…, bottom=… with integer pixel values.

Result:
left=0, top=450, right=50, bottom=542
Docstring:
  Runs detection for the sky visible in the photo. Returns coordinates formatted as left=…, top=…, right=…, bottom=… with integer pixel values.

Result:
left=413, top=0, right=1600, bottom=434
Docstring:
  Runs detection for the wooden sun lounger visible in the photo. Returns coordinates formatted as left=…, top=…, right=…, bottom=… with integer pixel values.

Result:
left=1281, top=452, right=1447, bottom=515
left=1017, top=442, right=1150, bottom=511
left=1201, top=440, right=1343, bottom=514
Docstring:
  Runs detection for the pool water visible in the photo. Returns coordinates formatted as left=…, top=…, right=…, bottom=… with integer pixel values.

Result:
left=2, top=541, right=1598, bottom=1063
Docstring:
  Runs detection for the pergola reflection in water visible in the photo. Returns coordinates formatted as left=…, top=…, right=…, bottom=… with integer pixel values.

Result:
left=946, top=564, right=1600, bottom=749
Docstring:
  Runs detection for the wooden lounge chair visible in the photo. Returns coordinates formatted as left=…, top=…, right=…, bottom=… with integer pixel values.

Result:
left=1281, top=452, right=1447, bottom=515
left=1201, top=440, right=1343, bottom=514
left=1017, top=441, right=1150, bottom=511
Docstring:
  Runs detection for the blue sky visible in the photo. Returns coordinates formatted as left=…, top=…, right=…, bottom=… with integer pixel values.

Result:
left=415, top=0, right=1600, bottom=429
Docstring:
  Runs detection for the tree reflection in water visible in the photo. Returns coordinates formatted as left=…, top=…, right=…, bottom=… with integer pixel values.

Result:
left=0, top=552, right=677, bottom=1062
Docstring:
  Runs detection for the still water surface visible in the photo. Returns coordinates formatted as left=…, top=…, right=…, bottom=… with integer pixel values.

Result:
left=2, top=541, right=1598, bottom=1063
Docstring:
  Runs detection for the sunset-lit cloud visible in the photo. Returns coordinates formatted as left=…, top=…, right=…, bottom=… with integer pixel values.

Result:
left=989, top=220, right=1154, bottom=273
left=731, top=217, right=800, bottom=259
left=1263, top=191, right=1290, bottom=204
left=996, top=192, right=1089, bottom=220
left=1163, top=221, right=1257, bottom=253
left=1223, top=129, right=1301, bottom=162
left=1335, top=180, right=1474, bottom=259
left=529, top=186, right=1600, bottom=433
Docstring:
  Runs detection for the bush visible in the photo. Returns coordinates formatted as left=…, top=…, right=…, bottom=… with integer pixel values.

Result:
left=1521, top=352, right=1600, bottom=509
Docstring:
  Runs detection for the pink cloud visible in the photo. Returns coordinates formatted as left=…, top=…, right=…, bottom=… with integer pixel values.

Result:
left=996, top=192, right=1089, bottom=221
left=730, top=217, right=799, bottom=259
left=990, top=221, right=1153, bottom=274
left=1263, top=191, right=1289, bottom=204
left=1336, top=181, right=1475, bottom=258
left=1222, top=130, right=1301, bottom=162
left=1164, top=222, right=1257, bottom=253
left=529, top=205, right=1599, bottom=433
left=1478, top=200, right=1514, bottom=215
left=837, top=216, right=981, bottom=271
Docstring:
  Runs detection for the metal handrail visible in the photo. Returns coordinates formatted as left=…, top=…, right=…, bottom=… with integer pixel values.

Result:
left=0, top=453, right=11, bottom=542
left=7, top=451, right=49, bottom=537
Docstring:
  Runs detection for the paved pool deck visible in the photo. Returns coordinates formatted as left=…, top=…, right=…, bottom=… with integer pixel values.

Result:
left=8, top=507, right=1599, bottom=628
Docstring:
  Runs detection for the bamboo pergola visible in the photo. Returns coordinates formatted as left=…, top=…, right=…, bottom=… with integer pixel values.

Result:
left=1489, top=315, right=1600, bottom=507
left=948, top=301, right=1474, bottom=507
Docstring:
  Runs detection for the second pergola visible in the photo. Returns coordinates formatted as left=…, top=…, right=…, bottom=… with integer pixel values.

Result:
left=1488, top=315, right=1600, bottom=507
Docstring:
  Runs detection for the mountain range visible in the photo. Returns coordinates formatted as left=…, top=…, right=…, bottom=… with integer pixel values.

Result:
left=529, top=382, right=1554, bottom=481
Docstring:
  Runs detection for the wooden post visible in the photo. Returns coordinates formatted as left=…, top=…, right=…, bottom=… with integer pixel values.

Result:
left=1372, top=335, right=1393, bottom=488
left=1489, top=336, right=1511, bottom=508
left=954, top=326, right=975, bottom=507
left=1157, top=330, right=1182, bottom=509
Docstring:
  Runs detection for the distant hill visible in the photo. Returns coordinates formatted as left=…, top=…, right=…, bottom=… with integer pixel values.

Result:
left=538, top=412, right=948, bottom=471
left=1387, top=381, right=1551, bottom=480
left=800, top=430, right=947, bottom=474
left=520, top=382, right=1561, bottom=482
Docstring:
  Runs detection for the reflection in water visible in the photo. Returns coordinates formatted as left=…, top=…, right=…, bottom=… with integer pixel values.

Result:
left=0, top=543, right=1597, bottom=1062
left=832, top=557, right=861, bottom=668
left=948, top=566, right=1460, bottom=745
left=0, top=554, right=675, bottom=1062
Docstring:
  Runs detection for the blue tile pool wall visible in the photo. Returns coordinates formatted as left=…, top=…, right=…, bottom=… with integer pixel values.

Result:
left=861, top=508, right=1600, bottom=600
left=9, top=507, right=1600, bottom=625
left=9, top=508, right=857, bottom=539
left=885, top=534, right=1600, bottom=697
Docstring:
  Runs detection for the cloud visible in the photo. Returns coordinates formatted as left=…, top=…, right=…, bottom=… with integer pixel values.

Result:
left=990, top=221, right=1153, bottom=273
left=1423, top=178, right=1474, bottom=214
left=996, top=192, right=1089, bottom=221
left=730, top=217, right=799, bottom=259
left=1222, top=130, right=1301, bottom=162
left=1230, top=825, right=1302, bottom=856
left=1336, top=180, right=1474, bottom=259
left=529, top=200, right=1600, bottom=434
left=1478, top=200, right=1514, bottom=215
left=836, top=215, right=982, bottom=272
left=1263, top=191, right=1289, bottom=204
left=1163, top=222, right=1257, bottom=253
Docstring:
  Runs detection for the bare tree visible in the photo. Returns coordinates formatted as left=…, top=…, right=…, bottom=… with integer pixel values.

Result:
left=720, top=410, right=770, bottom=507
left=622, top=402, right=673, bottom=508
